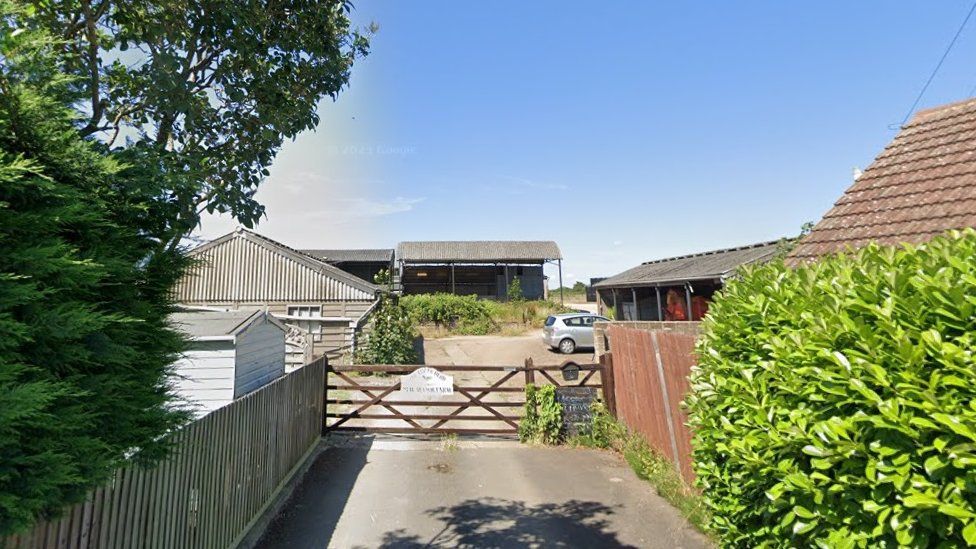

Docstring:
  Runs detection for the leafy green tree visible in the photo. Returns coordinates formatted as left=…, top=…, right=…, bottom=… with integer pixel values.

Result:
left=13, top=0, right=372, bottom=248
left=355, top=270, right=417, bottom=365
left=0, top=24, right=190, bottom=534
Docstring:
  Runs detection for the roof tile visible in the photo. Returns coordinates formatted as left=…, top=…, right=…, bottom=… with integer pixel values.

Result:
left=791, top=98, right=976, bottom=261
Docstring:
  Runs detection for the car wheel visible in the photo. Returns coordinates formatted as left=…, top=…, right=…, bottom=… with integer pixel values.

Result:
left=559, top=338, right=576, bottom=354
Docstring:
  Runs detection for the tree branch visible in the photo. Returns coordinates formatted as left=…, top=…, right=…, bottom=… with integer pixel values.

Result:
left=80, top=0, right=104, bottom=133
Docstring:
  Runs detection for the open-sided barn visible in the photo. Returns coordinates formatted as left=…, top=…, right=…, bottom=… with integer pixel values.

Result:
left=594, top=240, right=782, bottom=321
left=395, top=240, right=563, bottom=300
left=300, top=248, right=395, bottom=284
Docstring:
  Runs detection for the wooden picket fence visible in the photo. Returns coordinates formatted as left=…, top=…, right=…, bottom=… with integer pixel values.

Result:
left=3, top=357, right=327, bottom=549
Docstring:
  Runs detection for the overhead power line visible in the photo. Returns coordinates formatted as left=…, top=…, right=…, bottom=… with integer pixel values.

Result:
left=900, top=1, right=976, bottom=127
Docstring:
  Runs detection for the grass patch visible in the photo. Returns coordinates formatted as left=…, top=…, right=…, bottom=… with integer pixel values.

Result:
left=570, top=403, right=712, bottom=536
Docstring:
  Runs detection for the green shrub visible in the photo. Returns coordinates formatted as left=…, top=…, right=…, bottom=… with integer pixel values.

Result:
left=573, top=401, right=626, bottom=449
left=519, top=384, right=562, bottom=444
left=356, top=271, right=417, bottom=364
left=686, top=230, right=976, bottom=547
left=402, top=293, right=572, bottom=336
left=507, top=277, right=524, bottom=302
left=401, top=293, right=495, bottom=327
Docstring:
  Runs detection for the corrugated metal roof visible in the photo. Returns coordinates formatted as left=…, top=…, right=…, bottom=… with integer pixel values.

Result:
left=594, top=240, right=783, bottom=289
left=791, top=97, right=976, bottom=261
left=176, top=229, right=379, bottom=302
left=301, top=249, right=394, bottom=263
left=169, top=309, right=265, bottom=339
left=397, top=241, right=562, bottom=262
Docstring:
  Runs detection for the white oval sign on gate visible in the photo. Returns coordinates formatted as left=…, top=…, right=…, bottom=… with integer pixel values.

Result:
left=399, top=367, right=454, bottom=397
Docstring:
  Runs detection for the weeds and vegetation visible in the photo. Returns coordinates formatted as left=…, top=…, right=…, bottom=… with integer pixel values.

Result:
left=401, top=293, right=572, bottom=337
left=570, top=403, right=711, bottom=533
left=518, top=384, right=563, bottom=445
left=687, top=230, right=976, bottom=547
left=549, top=281, right=589, bottom=303
left=355, top=270, right=417, bottom=364
left=506, top=277, right=525, bottom=302
left=441, top=433, right=460, bottom=452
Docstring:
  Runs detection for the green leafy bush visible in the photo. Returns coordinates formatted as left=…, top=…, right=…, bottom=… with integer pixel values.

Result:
left=401, top=293, right=495, bottom=327
left=355, top=270, right=417, bottom=364
left=687, top=230, right=976, bottom=547
left=402, top=293, right=573, bottom=336
left=519, top=384, right=562, bottom=444
left=507, top=277, right=524, bottom=302
left=573, top=401, right=626, bottom=449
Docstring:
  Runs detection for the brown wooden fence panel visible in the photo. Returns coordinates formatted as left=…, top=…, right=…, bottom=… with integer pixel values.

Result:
left=2, top=357, right=326, bottom=549
left=607, top=324, right=697, bottom=483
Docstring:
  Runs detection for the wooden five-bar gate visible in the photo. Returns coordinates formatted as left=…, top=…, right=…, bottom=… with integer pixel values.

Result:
left=325, top=357, right=614, bottom=435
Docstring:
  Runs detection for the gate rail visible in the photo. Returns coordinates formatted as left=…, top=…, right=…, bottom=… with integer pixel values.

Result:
left=324, top=357, right=613, bottom=435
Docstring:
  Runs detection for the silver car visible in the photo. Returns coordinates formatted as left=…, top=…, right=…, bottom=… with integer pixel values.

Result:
left=542, top=313, right=610, bottom=354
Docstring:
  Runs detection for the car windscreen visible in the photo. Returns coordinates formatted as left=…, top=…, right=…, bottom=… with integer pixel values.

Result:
left=544, top=316, right=557, bottom=327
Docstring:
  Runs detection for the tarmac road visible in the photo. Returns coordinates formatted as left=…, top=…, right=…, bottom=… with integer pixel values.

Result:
left=255, top=437, right=710, bottom=549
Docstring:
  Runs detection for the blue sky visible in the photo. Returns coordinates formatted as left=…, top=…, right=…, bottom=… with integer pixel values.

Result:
left=198, top=1, right=976, bottom=286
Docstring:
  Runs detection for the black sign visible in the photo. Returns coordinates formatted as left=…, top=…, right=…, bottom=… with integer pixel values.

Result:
left=561, top=361, right=580, bottom=382
left=555, top=386, right=597, bottom=436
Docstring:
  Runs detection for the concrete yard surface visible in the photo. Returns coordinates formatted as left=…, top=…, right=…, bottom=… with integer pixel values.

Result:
left=256, top=437, right=709, bottom=548
left=420, top=329, right=596, bottom=367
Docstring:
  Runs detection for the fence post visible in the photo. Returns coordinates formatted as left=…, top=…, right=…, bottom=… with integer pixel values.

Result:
left=600, top=352, right=617, bottom=417
left=321, top=356, right=330, bottom=436
left=524, top=357, right=535, bottom=387
left=650, top=332, right=682, bottom=470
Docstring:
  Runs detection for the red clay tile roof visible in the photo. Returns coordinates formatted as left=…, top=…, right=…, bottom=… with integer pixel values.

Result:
left=790, top=97, right=976, bottom=261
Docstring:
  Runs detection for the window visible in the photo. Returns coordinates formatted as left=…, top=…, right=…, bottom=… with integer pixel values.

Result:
left=564, top=317, right=584, bottom=327
left=581, top=316, right=595, bottom=327
left=287, top=305, right=320, bottom=317
left=286, top=306, right=322, bottom=342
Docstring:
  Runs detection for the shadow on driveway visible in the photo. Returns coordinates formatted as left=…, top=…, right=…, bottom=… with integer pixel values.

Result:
left=370, top=497, right=635, bottom=548
left=256, top=439, right=373, bottom=548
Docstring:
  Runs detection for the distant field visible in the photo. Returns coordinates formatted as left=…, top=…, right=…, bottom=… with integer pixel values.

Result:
left=548, top=287, right=588, bottom=303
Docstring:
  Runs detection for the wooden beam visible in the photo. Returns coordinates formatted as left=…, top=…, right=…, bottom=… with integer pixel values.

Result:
left=655, top=286, right=663, bottom=321
left=558, top=259, right=564, bottom=305
left=631, top=288, right=639, bottom=321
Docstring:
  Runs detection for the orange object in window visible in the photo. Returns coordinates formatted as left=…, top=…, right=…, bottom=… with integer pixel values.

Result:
left=664, top=289, right=687, bottom=321
left=691, top=295, right=709, bottom=320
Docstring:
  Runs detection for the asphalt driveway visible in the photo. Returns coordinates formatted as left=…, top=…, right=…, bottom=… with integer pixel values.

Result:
left=255, top=437, right=709, bottom=548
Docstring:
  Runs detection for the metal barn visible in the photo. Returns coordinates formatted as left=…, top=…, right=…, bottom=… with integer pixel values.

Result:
left=395, top=240, right=563, bottom=300
left=301, top=248, right=395, bottom=284
left=175, top=228, right=380, bottom=363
